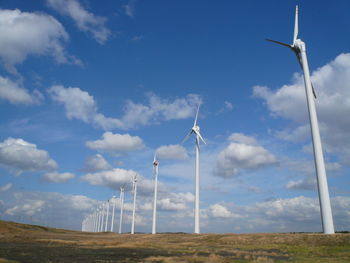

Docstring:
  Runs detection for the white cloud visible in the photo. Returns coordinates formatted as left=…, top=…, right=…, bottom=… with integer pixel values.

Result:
left=286, top=178, right=316, bottom=190
left=121, top=93, right=202, bottom=129
left=0, top=76, right=42, bottom=105
left=86, top=132, right=144, bottom=154
left=140, top=192, right=194, bottom=212
left=124, top=0, right=136, bottom=18
left=0, top=183, right=12, bottom=192
left=0, top=9, right=78, bottom=74
left=215, top=134, right=277, bottom=177
left=42, top=171, right=75, bottom=183
left=5, top=200, right=45, bottom=216
left=228, top=133, right=257, bottom=145
left=0, top=138, right=58, bottom=175
left=83, top=154, right=111, bottom=172
left=224, top=101, right=233, bottom=111
left=48, top=85, right=202, bottom=130
left=81, top=168, right=158, bottom=196
left=46, top=0, right=110, bottom=44
left=81, top=168, right=138, bottom=190
left=207, top=204, right=241, bottom=218
left=156, top=144, right=188, bottom=160
left=2, top=191, right=100, bottom=230
left=253, top=53, right=350, bottom=165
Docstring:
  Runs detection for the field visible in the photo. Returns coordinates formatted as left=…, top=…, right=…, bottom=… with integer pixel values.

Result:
left=0, top=221, right=349, bottom=262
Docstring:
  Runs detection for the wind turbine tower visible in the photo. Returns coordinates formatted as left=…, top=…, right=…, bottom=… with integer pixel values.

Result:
left=267, top=5, right=334, bottom=234
left=104, top=200, right=110, bottom=232
left=182, top=104, right=206, bottom=234
left=110, top=195, right=116, bottom=232
left=131, top=174, right=138, bottom=234
left=100, top=203, right=105, bottom=232
left=119, top=186, right=125, bottom=234
left=152, top=152, right=159, bottom=234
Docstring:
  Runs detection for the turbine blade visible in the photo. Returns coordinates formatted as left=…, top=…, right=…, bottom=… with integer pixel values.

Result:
left=312, top=83, right=317, bottom=99
left=181, top=130, right=193, bottom=144
left=293, top=5, right=299, bottom=44
left=194, top=130, right=206, bottom=145
left=153, top=152, right=157, bottom=163
left=293, top=49, right=303, bottom=70
left=193, top=104, right=200, bottom=127
left=266, top=39, right=292, bottom=48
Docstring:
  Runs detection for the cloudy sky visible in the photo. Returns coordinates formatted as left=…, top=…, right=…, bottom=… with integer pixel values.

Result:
left=0, top=0, right=349, bottom=233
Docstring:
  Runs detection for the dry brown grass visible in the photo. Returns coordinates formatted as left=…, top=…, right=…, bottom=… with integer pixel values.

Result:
left=0, top=220, right=349, bottom=263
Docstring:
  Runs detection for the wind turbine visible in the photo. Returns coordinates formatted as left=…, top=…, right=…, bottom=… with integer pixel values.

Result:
left=152, top=152, right=159, bottom=234
left=119, top=186, right=125, bottom=234
left=131, top=173, right=138, bottom=234
left=101, top=203, right=105, bottom=232
left=98, top=206, right=102, bottom=232
left=110, top=195, right=116, bottom=232
left=267, top=5, right=334, bottom=234
left=104, top=200, right=110, bottom=232
left=182, top=104, right=206, bottom=234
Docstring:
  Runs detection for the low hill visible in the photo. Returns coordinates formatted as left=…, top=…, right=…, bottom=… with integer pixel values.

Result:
left=0, top=220, right=349, bottom=262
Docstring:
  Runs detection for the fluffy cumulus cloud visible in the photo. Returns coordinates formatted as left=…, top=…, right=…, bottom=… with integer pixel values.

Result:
left=48, top=85, right=202, bottom=130
left=42, top=171, right=75, bottom=183
left=253, top=53, right=350, bottom=165
left=5, top=200, right=45, bottom=217
left=141, top=192, right=194, bottom=212
left=0, top=138, right=57, bottom=175
left=0, top=9, right=78, bottom=74
left=0, top=76, right=43, bottom=105
left=215, top=133, right=277, bottom=177
left=86, top=132, right=144, bottom=154
left=83, top=154, right=111, bottom=172
left=0, top=183, right=12, bottom=192
left=81, top=168, right=156, bottom=196
left=156, top=144, right=188, bottom=160
left=207, top=204, right=241, bottom=219
left=48, top=85, right=123, bottom=130
left=46, top=0, right=110, bottom=44
left=81, top=168, right=138, bottom=190
left=2, top=191, right=99, bottom=230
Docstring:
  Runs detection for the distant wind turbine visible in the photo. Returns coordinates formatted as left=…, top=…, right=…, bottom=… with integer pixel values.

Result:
left=152, top=152, right=159, bottom=234
left=101, top=203, right=105, bottom=232
left=104, top=200, right=110, bottom=232
left=119, top=186, right=125, bottom=234
left=182, top=104, right=206, bottom=234
left=110, top=195, right=116, bottom=232
left=266, top=5, right=334, bottom=234
left=131, top=174, right=138, bottom=234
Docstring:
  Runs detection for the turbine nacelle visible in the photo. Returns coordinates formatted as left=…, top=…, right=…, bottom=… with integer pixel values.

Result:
left=292, top=39, right=305, bottom=52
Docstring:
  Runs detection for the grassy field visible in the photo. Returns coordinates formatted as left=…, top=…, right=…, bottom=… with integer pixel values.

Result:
left=0, top=220, right=349, bottom=262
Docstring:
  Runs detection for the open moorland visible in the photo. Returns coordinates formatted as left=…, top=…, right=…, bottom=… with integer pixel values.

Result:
left=0, top=221, right=349, bottom=263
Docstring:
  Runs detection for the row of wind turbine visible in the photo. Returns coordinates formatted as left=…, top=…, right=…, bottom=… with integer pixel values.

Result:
left=84, top=6, right=333, bottom=235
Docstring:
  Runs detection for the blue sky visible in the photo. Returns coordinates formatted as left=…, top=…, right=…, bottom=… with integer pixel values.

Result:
left=0, top=0, right=349, bottom=233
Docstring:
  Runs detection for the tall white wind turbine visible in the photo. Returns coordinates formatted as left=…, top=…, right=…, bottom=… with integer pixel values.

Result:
left=182, top=104, right=206, bottom=234
left=152, top=152, right=159, bottom=234
left=118, top=186, right=125, bottom=234
left=267, top=5, right=334, bottom=234
left=131, top=174, right=138, bottom=234
left=110, top=195, right=116, bottom=232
